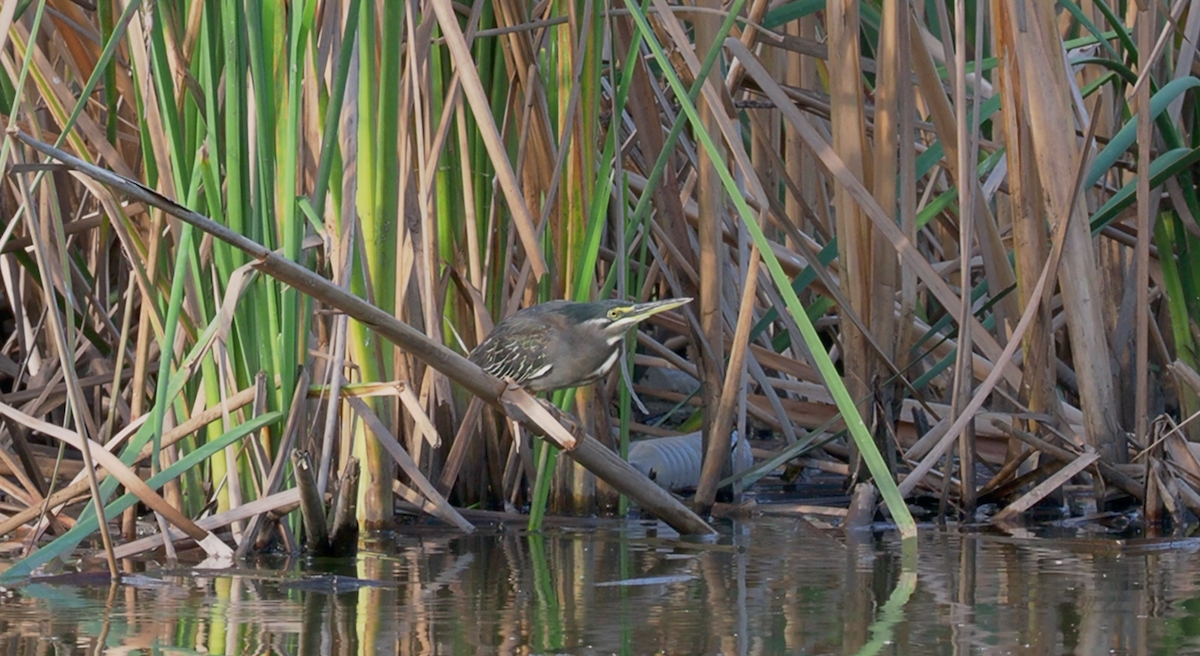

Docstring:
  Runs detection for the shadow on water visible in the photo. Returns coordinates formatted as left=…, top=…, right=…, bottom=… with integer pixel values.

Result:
left=4, top=517, right=1200, bottom=654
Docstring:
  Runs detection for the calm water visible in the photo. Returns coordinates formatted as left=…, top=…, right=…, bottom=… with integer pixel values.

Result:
left=3, top=517, right=1200, bottom=654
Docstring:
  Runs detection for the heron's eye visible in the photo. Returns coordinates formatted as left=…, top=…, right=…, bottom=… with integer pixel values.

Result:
left=607, top=309, right=621, bottom=320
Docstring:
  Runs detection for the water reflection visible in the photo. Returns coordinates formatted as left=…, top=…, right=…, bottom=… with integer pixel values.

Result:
left=1, top=518, right=1200, bottom=654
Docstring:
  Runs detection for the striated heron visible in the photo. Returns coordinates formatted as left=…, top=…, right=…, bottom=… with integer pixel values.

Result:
left=469, top=297, right=692, bottom=392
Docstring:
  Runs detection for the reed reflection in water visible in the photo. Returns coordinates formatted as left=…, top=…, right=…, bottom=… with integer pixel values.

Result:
left=1, top=518, right=1200, bottom=654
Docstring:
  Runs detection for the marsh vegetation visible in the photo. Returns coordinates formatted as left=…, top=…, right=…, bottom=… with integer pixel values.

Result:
left=0, top=0, right=1192, bottom=583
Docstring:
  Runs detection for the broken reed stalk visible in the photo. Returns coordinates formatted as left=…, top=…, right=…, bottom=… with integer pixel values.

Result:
left=12, top=130, right=716, bottom=537
left=291, top=451, right=329, bottom=551
left=327, top=457, right=360, bottom=556
left=292, top=449, right=359, bottom=558
left=235, top=369, right=312, bottom=559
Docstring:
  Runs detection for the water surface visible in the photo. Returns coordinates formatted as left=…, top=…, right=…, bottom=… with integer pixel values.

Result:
left=3, top=517, right=1200, bottom=654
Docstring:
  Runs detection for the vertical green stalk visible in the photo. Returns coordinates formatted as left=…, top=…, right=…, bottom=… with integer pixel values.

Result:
left=221, top=0, right=248, bottom=251
left=244, top=0, right=284, bottom=425
left=147, top=235, right=190, bottom=476
left=146, top=2, right=188, bottom=196
left=275, top=0, right=318, bottom=426
left=375, top=0, right=401, bottom=324
left=199, top=4, right=236, bottom=513
left=148, top=157, right=206, bottom=475
left=432, top=31, right=457, bottom=274
left=346, top=0, right=395, bottom=525
left=96, top=0, right=118, bottom=144
left=217, top=0, right=263, bottom=399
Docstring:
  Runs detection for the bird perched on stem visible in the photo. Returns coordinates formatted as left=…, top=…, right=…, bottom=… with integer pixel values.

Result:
left=469, top=298, right=692, bottom=393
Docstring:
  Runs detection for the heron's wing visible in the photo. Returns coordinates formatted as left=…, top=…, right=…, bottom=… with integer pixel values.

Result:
left=469, top=324, right=552, bottom=385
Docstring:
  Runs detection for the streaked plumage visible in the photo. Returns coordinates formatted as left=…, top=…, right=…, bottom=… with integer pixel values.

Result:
left=469, top=298, right=691, bottom=392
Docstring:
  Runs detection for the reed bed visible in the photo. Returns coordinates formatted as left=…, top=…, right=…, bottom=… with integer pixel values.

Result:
left=0, top=0, right=1192, bottom=579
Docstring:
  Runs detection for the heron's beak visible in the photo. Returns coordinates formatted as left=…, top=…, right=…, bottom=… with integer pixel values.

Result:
left=626, top=297, right=693, bottom=323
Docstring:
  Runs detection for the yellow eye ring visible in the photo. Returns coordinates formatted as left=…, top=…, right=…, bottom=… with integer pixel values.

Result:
left=607, top=309, right=621, bottom=320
